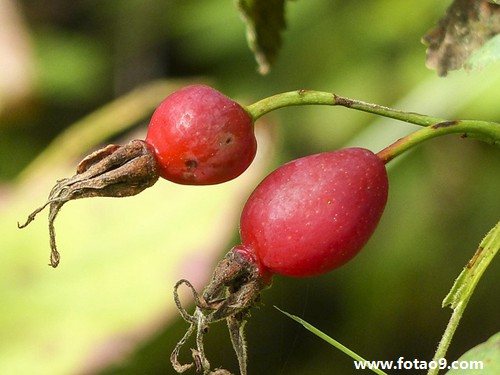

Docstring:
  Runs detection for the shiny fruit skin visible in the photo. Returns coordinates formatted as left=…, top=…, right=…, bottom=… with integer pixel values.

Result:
left=239, top=148, right=388, bottom=278
left=145, top=85, right=256, bottom=185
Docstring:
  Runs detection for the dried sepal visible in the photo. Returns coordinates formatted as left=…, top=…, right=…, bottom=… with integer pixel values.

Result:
left=227, top=314, right=248, bottom=375
left=172, top=248, right=267, bottom=375
left=18, top=139, right=160, bottom=267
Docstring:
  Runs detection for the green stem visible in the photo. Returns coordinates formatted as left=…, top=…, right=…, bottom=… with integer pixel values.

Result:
left=428, top=301, right=467, bottom=375
left=246, top=90, right=500, bottom=160
left=246, top=90, right=445, bottom=125
left=376, top=119, right=500, bottom=163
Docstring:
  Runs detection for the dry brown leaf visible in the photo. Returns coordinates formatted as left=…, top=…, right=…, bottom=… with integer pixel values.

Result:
left=423, top=0, right=500, bottom=76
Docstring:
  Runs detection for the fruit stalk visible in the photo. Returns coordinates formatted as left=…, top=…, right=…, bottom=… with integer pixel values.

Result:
left=246, top=90, right=445, bottom=125
left=246, top=90, right=500, bottom=149
left=376, top=119, right=500, bottom=164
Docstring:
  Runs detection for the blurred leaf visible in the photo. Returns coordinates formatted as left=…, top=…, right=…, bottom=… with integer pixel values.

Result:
left=0, top=89, right=275, bottom=375
left=35, top=30, right=108, bottom=102
left=236, top=0, right=287, bottom=74
left=445, top=332, right=500, bottom=374
left=422, top=0, right=500, bottom=76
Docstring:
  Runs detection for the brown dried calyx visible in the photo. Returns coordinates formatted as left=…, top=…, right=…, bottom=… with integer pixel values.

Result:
left=18, top=139, right=160, bottom=268
left=172, top=247, right=268, bottom=375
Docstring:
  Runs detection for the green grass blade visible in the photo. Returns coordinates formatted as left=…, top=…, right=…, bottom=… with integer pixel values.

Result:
left=275, top=306, right=389, bottom=375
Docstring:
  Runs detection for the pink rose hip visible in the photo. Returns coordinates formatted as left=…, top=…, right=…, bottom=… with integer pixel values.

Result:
left=240, top=147, right=388, bottom=277
left=145, top=85, right=257, bottom=185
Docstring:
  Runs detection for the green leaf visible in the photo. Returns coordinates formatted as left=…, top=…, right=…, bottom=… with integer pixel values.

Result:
left=442, top=221, right=500, bottom=309
left=236, top=0, right=287, bottom=74
left=445, top=332, right=500, bottom=374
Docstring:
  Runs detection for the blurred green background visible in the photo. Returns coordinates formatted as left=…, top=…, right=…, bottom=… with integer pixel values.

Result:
left=1, top=1, right=499, bottom=374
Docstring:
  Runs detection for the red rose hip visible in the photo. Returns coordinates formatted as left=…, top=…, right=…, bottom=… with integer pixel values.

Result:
left=240, top=147, right=388, bottom=277
left=145, top=85, right=257, bottom=185
left=19, top=85, right=258, bottom=267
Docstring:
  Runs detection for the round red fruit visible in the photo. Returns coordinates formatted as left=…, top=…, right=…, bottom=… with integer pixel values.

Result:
left=239, top=148, right=388, bottom=277
left=145, top=85, right=257, bottom=185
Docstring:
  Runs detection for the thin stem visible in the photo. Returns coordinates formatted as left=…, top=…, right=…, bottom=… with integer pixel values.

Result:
left=246, top=90, right=445, bottom=125
left=247, top=91, right=500, bottom=157
left=376, top=120, right=500, bottom=164
left=428, top=301, right=467, bottom=375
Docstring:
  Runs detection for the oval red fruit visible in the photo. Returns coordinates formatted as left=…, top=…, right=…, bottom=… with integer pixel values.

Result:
left=239, top=148, right=388, bottom=277
left=145, top=85, right=257, bottom=185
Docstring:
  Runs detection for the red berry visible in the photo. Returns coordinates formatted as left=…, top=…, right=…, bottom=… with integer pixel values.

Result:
left=239, top=148, right=388, bottom=277
left=145, top=85, right=257, bottom=185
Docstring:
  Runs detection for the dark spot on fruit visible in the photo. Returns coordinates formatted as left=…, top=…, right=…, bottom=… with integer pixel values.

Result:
left=185, top=159, right=198, bottom=170
left=219, top=133, right=235, bottom=147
